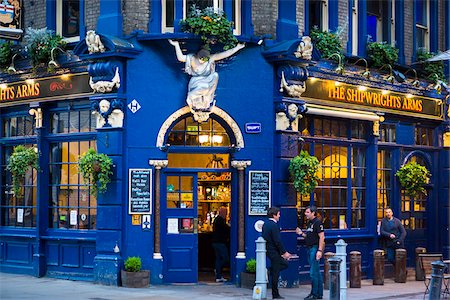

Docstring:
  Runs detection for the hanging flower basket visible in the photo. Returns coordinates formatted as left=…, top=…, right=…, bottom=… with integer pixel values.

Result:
left=395, top=161, right=430, bottom=199
left=289, top=150, right=320, bottom=197
left=6, top=145, right=39, bottom=199
left=78, top=148, right=113, bottom=195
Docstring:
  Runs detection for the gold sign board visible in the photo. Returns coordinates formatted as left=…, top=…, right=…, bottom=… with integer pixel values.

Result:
left=301, top=78, right=444, bottom=120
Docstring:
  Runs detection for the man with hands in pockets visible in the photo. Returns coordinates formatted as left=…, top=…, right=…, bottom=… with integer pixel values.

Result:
left=296, top=206, right=325, bottom=300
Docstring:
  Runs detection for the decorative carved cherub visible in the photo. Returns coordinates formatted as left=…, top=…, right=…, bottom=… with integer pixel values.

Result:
left=294, top=36, right=313, bottom=60
left=86, top=30, right=105, bottom=54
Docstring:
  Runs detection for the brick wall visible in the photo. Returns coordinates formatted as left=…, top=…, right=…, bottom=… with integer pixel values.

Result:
left=123, top=0, right=150, bottom=34
left=23, top=0, right=46, bottom=30
left=85, top=0, right=100, bottom=32
left=438, top=0, right=445, bottom=51
left=403, top=1, right=414, bottom=64
left=296, top=0, right=304, bottom=36
left=252, top=0, right=277, bottom=38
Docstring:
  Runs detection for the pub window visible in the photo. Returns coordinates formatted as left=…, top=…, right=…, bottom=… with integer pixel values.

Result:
left=1, top=145, right=38, bottom=227
left=308, top=0, right=328, bottom=32
left=50, top=107, right=95, bottom=134
left=415, top=0, right=429, bottom=50
left=415, top=126, right=433, bottom=146
left=380, top=123, right=396, bottom=143
left=366, top=0, right=392, bottom=43
left=377, top=149, right=393, bottom=221
left=56, top=0, right=81, bottom=42
left=2, top=115, right=35, bottom=137
left=167, top=115, right=231, bottom=147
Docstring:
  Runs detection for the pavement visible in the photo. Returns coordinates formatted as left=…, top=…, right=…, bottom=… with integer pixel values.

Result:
left=0, top=272, right=430, bottom=300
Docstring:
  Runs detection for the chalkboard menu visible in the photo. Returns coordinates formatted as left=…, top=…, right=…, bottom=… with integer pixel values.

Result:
left=248, top=171, right=271, bottom=215
left=129, top=169, right=152, bottom=214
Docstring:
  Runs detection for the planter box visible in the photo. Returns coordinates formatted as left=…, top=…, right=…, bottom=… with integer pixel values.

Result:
left=121, top=270, right=150, bottom=288
left=240, top=272, right=256, bottom=289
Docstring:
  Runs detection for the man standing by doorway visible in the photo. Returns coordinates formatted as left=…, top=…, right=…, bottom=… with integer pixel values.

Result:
left=297, top=206, right=325, bottom=300
left=262, top=207, right=292, bottom=299
left=380, top=207, right=406, bottom=265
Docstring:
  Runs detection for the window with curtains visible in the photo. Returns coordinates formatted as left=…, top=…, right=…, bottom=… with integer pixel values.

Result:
left=297, top=116, right=368, bottom=230
left=377, top=150, right=393, bottom=221
left=308, top=0, right=328, bottom=31
left=56, top=0, right=81, bottom=43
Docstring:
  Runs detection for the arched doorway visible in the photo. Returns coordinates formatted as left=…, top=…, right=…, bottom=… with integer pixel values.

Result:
left=158, top=108, right=243, bottom=283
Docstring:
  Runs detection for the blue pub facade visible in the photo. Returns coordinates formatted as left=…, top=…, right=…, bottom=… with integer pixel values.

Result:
left=0, top=0, right=449, bottom=286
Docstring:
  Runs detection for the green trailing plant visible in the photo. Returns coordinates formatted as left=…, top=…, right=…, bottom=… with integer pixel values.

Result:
left=289, top=150, right=320, bottom=196
left=416, top=49, right=445, bottom=81
left=124, top=256, right=142, bottom=272
left=23, top=27, right=66, bottom=69
left=367, top=41, right=399, bottom=68
left=395, top=161, right=430, bottom=199
left=309, top=27, right=343, bottom=60
left=180, top=5, right=238, bottom=50
left=245, top=258, right=256, bottom=273
left=78, top=148, right=113, bottom=195
left=0, top=41, right=13, bottom=69
left=6, top=145, right=39, bottom=199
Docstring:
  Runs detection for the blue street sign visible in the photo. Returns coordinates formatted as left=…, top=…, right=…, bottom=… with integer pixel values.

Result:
left=245, top=123, right=262, bottom=133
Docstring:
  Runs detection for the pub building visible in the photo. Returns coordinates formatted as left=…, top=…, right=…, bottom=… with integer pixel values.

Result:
left=1, top=0, right=449, bottom=288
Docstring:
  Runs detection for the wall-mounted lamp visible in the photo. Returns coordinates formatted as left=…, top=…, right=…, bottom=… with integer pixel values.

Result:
left=159, top=143, right=171, bottom=152
left=379, top=64, right=395, bottom=84
left=428, top=74, right=448, bottom=94
left=48, top=47, right=70, bottom=68
left=7, top=53, right=22, bottom=74
left=405, top=68, right=420, bottom=87
left=354, top=58, right=370, bottom=79
left=328, top=53, right=345, bottom=75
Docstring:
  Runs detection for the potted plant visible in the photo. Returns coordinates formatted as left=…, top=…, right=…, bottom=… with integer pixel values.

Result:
left=6, top=145, right=39, bottom=199
left=121, top=256, right=150, bottom=288
left=395, top=161, right=431, bottom=199
left=367, top=41, right=399, bottom=68
left=240, top=258, right=256, bottom=289
left=180, top=5, right=238, bottom=50
left=416, top=49, right=445, bottom=81
left=23, top=27, right=66, bottom=71
left=309, top=26, right=344, bottom=60
left=78, top=148, right=113, bottom=195
left=0, top=41, right=13, bottom=70
left=289, top=150, right=320, bottom=196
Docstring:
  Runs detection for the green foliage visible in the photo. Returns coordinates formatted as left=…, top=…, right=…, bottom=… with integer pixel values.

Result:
left=124, top=256, right=142, bottom=272
left=245, top=259, right=256, bottom=273
left=367, top=41, right=399, bottom=67
left=180, top=5, right=238, bottom=50
left=416, top=49, right=445, bottom=81
left=6, top=145, right=39, bottom=199
left=289, top=151, right=320, bottom=197
left=0, top=41, right=13, bottom=68
left=78, top=148, right=113, bottom=195
left=309, top=27, right=343, bottom=60
left=395, top=161, right=430, bottom=199
left=24, top=27, right=66, bottom=68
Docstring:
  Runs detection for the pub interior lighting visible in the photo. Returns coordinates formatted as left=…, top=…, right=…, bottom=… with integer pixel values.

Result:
left=379, top=64, right=395, bottom=84
left=404, top=68, right=420, bottom=88
left=354, top=58, right=370, bottom=79
left=7, top=53, right=22, bottom=74
left=328, top=53, right=345, bottom=75
left=48, top=46, right=70, bottom=68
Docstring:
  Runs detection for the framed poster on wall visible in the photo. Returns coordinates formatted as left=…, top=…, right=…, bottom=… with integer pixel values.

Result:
left=128, top=169, right=152, bottom=214
left=248, top=171, right=271, bottom=216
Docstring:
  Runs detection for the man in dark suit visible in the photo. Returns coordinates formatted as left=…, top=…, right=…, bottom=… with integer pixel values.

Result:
left=262, top=207, right=292, bottom=299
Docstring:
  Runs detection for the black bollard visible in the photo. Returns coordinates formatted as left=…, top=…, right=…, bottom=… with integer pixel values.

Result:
left=428, top=261, right=446, bottom=300
left=395, top=249, right=407, bottom=283
left=328, top=256, right=342, bottom=300
left=350, top=251, right=362, bottom=288
left=373, top=249, right=385, bottom=285
left=324, top=252, right=335, bottom=290
left=415, top=247, right=426, bottom=281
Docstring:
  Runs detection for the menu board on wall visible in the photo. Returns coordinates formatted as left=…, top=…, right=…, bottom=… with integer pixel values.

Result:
left=129, top=169, right=152, bottom=214
left=248, top=171, right=271, bottom=216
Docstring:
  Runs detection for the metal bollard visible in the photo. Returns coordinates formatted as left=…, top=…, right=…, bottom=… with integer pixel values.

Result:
left=394, top=249, right=407, bottom=283
left=428, top=261, right=446, bottom=300
left=350, top=251, right=362, bottom=288
left=415, top=247, right=426, bottom=281
left=253, top=237, right=267, bottom=300
left=324, top=252, right=335, bottom=290
left=328, top=257, right=342, bottom=300
left=335, top=239, right=347, bottom=300
left=373, top=249, right=385, bottom=285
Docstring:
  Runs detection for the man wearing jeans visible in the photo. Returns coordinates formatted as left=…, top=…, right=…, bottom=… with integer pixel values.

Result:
left=297, top=206, right=325, bottom=300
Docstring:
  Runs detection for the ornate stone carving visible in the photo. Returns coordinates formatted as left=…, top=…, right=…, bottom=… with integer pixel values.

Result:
left=29, top=108, right=43, bottom=128
left=91, top=98, right=124, bottom=128
left=279, top=71, right=306, bottom=98
left=231, top=160, right=251, bottom=170
left=86, top=30, right=106, bottom=54
left=294, top=36, right=313, bottom=60
left=149, top=160, right=169, bottom=169
left=90, top=67, right=120, bottom=93
left=275, top=102, right=306, bottom=132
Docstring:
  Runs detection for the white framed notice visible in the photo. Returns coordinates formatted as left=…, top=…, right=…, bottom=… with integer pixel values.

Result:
left=248, top=171, right=271, bottom=215
left=167, top=218, right=179, bottom=234
left=17, top=208, right=24, bottom=223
